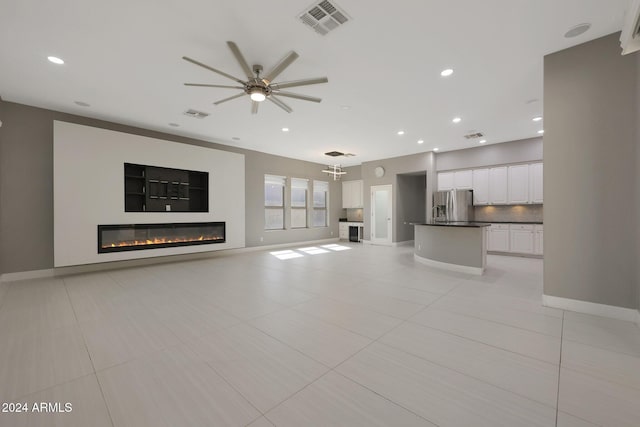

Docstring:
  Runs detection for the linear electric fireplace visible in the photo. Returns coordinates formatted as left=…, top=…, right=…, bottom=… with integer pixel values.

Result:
left=98, top=222, right=225, bottom=253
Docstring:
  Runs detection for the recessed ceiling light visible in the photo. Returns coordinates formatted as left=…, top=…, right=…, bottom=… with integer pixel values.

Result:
left=397, top=130, right=405, bottom=135
left=417, top=139, right=424, bottom=144
left=564, top=23, right=591, bottom=38
left=340, top=105, right=351, bottom=110
left=232, top=136, right=241, bottom=141
left=532, top=116, right=542, bottom=122
left=168, top=123, right=180, bottom=127
left=282, top=127, right=289, bottom=132
left=74, top=101, right=90, bottom=107
left=538, top=130, right=545, bottom=134
left=47, top=56, right=64, bottom=65
left=440, top=68, right=454, bottom=77
left=479, top=139, right=486, bottom=144
left=452, top=117, right=462, bottom=124
left=433, top=148, right=439, bottom=152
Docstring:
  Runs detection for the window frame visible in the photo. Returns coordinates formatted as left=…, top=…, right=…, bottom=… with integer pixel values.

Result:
left=290, top=178, right=309, bottom=229
left=312, top=180, right=329, bottom=228
left=264, top=175, right=286, bottom=230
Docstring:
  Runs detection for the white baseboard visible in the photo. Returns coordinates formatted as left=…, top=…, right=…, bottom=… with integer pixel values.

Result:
left=414, top=254, right=484, bottom=276
left=1, top=238, right=340, bottom=283
left=0, top=268, right=57, bottom=282
left=362, top=239, right=413, bottom=247
left=393, top=240, right=414, bottom=247
left=362, top=240, right=391, bottom=247
left=543, top=294, right=639, bottom=323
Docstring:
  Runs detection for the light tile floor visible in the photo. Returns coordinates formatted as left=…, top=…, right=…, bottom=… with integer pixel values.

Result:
left=1, top=243, right=639, bottom=426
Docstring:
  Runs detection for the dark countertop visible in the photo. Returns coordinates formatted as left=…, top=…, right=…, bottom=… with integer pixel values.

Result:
left=474, top=221, right=543, bottom=225
left=414, top=222, right=491, bottom=228
left=339, top=219, right=363, bottom=223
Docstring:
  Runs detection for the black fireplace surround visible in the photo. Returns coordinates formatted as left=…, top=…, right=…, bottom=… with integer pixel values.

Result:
left=98, top=222, right=225, bottom=253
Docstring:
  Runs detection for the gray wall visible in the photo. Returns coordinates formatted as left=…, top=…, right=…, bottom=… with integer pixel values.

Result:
left=435, top=137, right=543, bottom=171
left=0, top=100, right=341, bottom=275
left=397, top=173, right=427, bottom=241
left=544, top=33, right=639, bottom=309
left=637, top=53, right=640, bottom=313
left=361, top=152, right=436, bottom=243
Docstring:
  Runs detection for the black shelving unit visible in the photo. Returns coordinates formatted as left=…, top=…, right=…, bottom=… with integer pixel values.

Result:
left=124, top=164, right=146, bottom=211
left=124, top=163, right=208, bottom=212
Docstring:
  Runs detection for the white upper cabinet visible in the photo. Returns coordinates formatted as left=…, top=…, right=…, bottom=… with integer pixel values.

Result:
left=488, top=167, right=508, bottom=204
left=508, top=164, right=529, bottom=204
left=529, top=163, right=543, bottom=204
left=472, top=169, right=489, bottom=205
left=440, top=162, right=542, bottom=205
left=453, top=170, right=473, bottom=189
left=437, top=172, right=454, bottom=191
left=342, top=180, right=363, bottom=208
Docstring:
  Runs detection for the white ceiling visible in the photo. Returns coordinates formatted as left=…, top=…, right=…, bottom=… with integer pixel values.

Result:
left=0, top=0, right=631, bottom=166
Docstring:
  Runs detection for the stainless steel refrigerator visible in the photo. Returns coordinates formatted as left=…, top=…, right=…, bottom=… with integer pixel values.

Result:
left=433, top=190, right=474, bottom=222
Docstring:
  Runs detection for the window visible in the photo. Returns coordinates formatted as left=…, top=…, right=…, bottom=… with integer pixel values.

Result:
left=312, top=180, right=329, bottom=227
left=291, top=178, right=308, bottom=228
left=265, top=175, right=285, bottom=230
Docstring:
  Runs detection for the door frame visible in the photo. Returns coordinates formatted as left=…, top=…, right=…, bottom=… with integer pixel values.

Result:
left=370, top=184, right=393, bottom=245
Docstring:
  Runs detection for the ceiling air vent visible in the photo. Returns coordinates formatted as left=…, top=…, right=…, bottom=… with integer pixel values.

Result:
left=464, top=132, right=484, bottom=139
left=183, top=109, right=210, bottom=119
left=298, top=0, right=351, bottom=36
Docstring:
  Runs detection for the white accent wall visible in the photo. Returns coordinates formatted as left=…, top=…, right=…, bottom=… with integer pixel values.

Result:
left=53, top=121, right=245, bottom=267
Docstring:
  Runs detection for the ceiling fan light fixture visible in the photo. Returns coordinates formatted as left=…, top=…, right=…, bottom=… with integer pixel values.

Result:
left=250, top=88, right=266, bottom=102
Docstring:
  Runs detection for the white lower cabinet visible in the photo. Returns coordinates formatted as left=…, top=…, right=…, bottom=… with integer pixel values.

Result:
left=487, top=223, right=543, bottom=255
left=488, top=224, right=510, bottom=252
left=509, top=224, right=534, bottom=254
left=339, top=223, right=349, bottom=240
left=339, top=222, right=364, bottom=241
left=534, top=225, right=543, bottom=255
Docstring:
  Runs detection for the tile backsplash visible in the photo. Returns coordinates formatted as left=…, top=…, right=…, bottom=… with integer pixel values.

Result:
left=345, top=208, right=363, bottom=222
left=474, top=205, right=543, bottom=223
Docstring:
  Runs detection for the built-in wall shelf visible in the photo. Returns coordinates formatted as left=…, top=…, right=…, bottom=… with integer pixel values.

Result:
left=124, top=163, right=208, bottom=212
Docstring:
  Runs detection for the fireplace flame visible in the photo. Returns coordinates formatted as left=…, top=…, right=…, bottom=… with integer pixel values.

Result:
left=102, top=235, right=223, bottom=249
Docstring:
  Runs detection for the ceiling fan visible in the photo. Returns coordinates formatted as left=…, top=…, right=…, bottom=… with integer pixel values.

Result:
left=183, top=41, right=328, bottom=114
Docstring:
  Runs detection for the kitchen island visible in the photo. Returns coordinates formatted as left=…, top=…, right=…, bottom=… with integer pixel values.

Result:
left=414, top=222, right=490, bottom=275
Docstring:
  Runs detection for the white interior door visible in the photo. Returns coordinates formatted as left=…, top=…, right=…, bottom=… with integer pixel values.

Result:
left=371, top=185, right=392, bottom=245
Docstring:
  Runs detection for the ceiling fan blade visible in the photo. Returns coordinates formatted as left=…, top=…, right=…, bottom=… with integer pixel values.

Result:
left=251, top=100, right=259, bottom=115
left=262, top=51, right=299, bottom=84
left=270, top=77, right=328, bottom=90
left=227, top=41, right=255, bottom=80
left=182, top=56, right=246, bottom=85
left=267, top=96, right=293, bottom=113
left=213, top=92, right=246, bottom=105
left=184, top=83, right=245, bottom=89
left=274, top=91, right=322, bottom=103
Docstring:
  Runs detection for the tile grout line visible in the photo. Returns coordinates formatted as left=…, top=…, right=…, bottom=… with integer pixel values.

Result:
left=418, top=304, right=562, bottom=338
left=62, top=276, right=116, bottom=427
left=555, top=310, right=565, bottom=427
left=324, top=277, right=563, bottom=416
left=403, top=318, right=559, bottom=366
